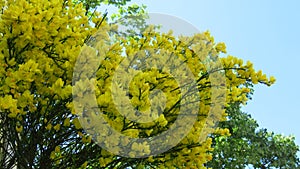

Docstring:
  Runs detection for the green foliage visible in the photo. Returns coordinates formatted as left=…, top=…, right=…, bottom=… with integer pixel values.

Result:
left=73, top=0, right=131, bottom=11
left=110, top=3, right=149, bottom=38
left=208, top=103, right=300, bottom=169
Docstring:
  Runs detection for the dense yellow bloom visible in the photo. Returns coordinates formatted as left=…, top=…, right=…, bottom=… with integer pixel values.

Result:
left=72, top=25, right=275, bottom=167
left=0, top=0, right=275, bottom=167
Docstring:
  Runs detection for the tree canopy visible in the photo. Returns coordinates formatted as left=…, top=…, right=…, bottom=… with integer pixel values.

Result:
left=208, top=103, right=300, bottom=169
left=0, top=0, right=278, bottom=168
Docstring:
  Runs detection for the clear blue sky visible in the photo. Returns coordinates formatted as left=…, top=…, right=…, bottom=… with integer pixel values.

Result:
left=128, top=0, right=300, bottom=147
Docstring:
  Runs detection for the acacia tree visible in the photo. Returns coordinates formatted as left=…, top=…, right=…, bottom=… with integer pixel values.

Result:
left=208, top=103, right=300, bottom=169
left=0, top=0, right=275, bottom=168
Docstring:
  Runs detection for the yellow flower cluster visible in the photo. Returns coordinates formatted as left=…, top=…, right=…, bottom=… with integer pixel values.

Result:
left=0, top=1, right=107, bottom=166
left=73, top=27, right=275, bottom=167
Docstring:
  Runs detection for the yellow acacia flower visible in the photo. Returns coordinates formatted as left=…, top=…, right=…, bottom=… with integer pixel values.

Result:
left=63, top=118, right=70, bottom=127
left=215, top=42, right=227, bottom=53
left=123, top=129, right=139, bottom=138
left=46, top=123, right=52, bottom=131
left=16, top=125, right=23, bottom=133
left=157, top=114, right=168, bottom=127
left=50, top=151, right=56, bottom=160
left=72, top=118, right=82, bottom=129
left=82, top=135, right=92, bottom=144
left=54, top=146, right=60, bottom=153
left=53, top=124, right=61, bottom=132
left=269, top=76, right=276, bottom=84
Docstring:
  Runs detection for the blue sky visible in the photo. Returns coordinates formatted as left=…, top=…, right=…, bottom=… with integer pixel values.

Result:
left=128, top=0, right=300, bottom=147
